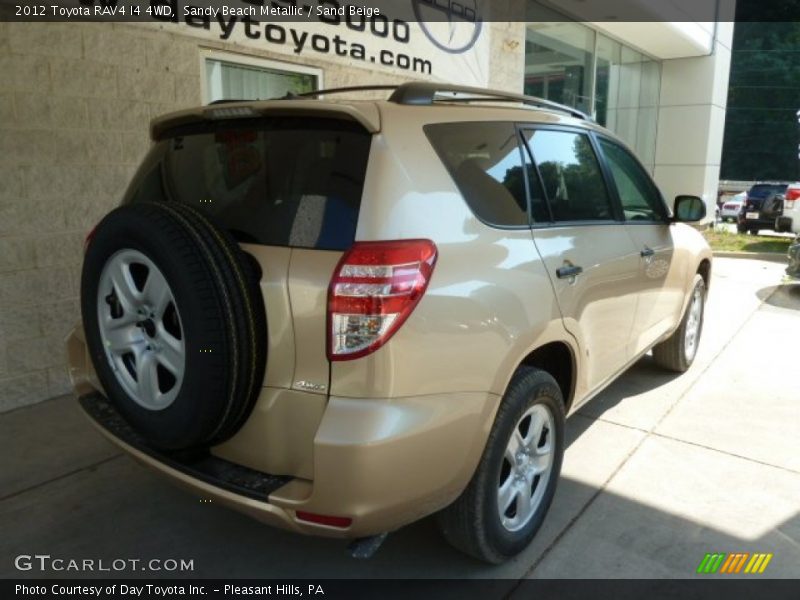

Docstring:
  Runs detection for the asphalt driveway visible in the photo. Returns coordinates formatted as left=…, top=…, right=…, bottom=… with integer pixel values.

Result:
left=2, top=257, right=799, bottom=580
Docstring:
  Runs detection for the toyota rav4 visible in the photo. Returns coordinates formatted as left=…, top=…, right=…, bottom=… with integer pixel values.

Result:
left=66, top=82, right=712, bottom=563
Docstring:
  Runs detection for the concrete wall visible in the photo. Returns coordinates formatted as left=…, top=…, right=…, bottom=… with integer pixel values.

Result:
left=0, top=21, right=522, bottom=412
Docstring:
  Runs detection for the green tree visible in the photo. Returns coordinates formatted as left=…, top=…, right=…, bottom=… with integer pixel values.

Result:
left=720, top=20, right=800, bottom=181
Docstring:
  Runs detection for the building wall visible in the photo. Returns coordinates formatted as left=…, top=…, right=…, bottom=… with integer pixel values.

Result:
left=0, top=21, right=523, bottom=412
left=653, top=22, right=734, bottom=215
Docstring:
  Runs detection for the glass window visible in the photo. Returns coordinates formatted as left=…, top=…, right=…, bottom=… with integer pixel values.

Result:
left=524, top=23, right=661, bottom=173
left=205, top=58, right=317, bottom=102
left=424, top=122, right=529, bottom=227
left=594, top=34, right=661, bottom=169
left=526, top=130, right=614, bottom=222
left=598, top=138, right=667, bottom=222
left=123, top=118, right=371, bottom=251
left=524, top=22, right=595, bottom=115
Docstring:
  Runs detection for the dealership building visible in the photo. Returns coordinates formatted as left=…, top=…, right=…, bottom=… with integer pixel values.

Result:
left=0, top=1, right=734, bottom=410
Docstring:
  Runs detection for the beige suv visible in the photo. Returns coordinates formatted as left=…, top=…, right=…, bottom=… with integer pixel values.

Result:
left=66, top=82, right=711, bottom=563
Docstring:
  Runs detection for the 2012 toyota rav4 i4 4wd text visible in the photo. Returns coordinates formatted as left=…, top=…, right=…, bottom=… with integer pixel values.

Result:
left=67, top=82, right=712, bottom=563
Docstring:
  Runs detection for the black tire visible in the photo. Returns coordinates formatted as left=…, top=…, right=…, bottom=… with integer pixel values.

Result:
left=81, top=202, right=267, bottom=450
left=736, top=223, right=747, bottom=234
left=749, top=228, right=759, bottom=235
left=652, top=274, right=706, bottom=373
left=437, top=367, right=565, bottom=563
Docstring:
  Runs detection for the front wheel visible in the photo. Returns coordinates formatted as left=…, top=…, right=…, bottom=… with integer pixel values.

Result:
left=437, top=367, right=565, bottom=563
left=652, top=274, right=706, bottom=373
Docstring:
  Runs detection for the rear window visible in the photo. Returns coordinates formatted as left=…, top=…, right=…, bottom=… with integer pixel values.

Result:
left=123, top=117, right=371, bottom=251
left=748, top=184, right=787, bottom=198
left=424, top=122, right=529, bottom=228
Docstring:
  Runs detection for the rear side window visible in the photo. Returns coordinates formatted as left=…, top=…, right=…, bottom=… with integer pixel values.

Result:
left=525, top=129, right=614, bottom=222
left=424, top=122, right=529, bottom=228
left=123, top=117, right=371, bottom=251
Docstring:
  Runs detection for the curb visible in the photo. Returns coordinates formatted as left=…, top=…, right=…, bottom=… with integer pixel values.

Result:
left=712, top=251, right=787, bottom=263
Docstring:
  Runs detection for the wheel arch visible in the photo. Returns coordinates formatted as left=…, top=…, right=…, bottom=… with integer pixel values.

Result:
left=697, top=258, right=711, bottom=291
left=516, top=340, right=577, bottom=413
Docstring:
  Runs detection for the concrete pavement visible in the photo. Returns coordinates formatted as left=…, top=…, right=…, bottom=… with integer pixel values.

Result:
left=1, top=258, right=798, bottom=580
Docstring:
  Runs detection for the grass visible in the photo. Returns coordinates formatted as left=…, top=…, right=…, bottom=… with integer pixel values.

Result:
left=703, top=228, right=793, bottom=254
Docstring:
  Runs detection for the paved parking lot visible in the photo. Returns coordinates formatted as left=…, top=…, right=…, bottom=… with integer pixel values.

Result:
left=1, top=257, right=798, bottom=580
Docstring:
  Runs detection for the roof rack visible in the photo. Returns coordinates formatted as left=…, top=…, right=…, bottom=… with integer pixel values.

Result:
left=388, top=82, right=589, bottom=120
left=281, top=85, right=400, bottom=100
left=280, top=82, right=589, bottom=121
left=207, top=98, right=249, bottom=105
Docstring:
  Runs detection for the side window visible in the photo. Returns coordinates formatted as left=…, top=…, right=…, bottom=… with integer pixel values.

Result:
left=598, top=138, right=666, bottom=222
left=424, top=122, right=529, bottom=227
left=525, top=130, right=614, bottom=222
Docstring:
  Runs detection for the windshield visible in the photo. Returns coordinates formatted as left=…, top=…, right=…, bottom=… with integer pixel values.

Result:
left=748, top=184, right=787, bottom=198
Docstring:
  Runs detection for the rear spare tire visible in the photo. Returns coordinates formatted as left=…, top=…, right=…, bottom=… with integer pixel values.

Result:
left=81, top=202, right=266, bottom=450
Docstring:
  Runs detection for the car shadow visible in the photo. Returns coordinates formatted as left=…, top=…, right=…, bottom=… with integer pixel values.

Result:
left=566, top=355, right=683, bottom=441
left=756, top=283, right=800, bottom=311
left=3, top=457, right=797, bottom=581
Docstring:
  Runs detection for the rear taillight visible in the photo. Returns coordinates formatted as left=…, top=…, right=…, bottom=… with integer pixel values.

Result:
left=786, top=188, right=800, bottom=208
left=327, top=239, right=437, bottom=361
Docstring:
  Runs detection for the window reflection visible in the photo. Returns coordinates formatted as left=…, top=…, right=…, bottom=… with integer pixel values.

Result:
left=523, top=21, right=661, bottom=172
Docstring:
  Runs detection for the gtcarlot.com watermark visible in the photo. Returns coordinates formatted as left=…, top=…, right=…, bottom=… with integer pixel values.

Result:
left=14, top=554, right=194, bottom=573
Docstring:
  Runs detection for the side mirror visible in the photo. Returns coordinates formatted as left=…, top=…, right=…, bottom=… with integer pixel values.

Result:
left=673, top=195, right=706, bottom=223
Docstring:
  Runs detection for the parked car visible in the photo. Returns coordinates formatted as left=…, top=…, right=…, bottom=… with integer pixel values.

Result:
left=66, top=82, right=712, bottom=564
left=787, top=236, right=800, bottom=280
left=720, top=191, right=747, bottom=221
left=737, top=182, right=789, bottom=234
left=775, top=182, right=800, bottom=235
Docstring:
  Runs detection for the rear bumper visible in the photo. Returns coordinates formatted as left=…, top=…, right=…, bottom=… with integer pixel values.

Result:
left=69, top=326, right=497, bottom=538
left=740, top=211, right=781, bottom=228
left=77, top=390, right=496, bottom=538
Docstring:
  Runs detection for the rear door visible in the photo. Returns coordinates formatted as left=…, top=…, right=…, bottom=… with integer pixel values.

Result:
left=122, top=116, right=374, bottom=395
left=520, top=127, right=641, bottom=394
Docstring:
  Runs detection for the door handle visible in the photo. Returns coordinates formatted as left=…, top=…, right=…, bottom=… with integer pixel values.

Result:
left=556, top=265, right=583, bottom=279
left=640, top=247, right=655, bottom=258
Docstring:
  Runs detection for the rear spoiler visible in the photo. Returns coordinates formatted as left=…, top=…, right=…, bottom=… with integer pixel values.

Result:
left=150, top=100, right=381, bottom=140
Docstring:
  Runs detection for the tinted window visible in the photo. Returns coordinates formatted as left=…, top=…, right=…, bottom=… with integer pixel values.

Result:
left=425, top=122, right=529, bottom=227
left=123, top=118, right=371, bottom=250
left=598, top=138, right=666, bottom=222
left=526, top=130, right=614, bottom=222
left=748, top=184, right=787, bottom=198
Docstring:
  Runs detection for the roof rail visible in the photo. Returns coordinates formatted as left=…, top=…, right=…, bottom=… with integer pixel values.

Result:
left=281, top=85, right=400, bottom=99
left=207, top=98, right=249, bottom=105
left=388, top=82, right=589, bottom=120
left=277, top=82, right=589, bottom=120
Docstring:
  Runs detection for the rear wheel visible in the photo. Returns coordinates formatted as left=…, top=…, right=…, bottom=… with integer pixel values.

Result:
left=437, top=367, right=565, bottom=563
left=652, top=274, right=706, bottom=373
